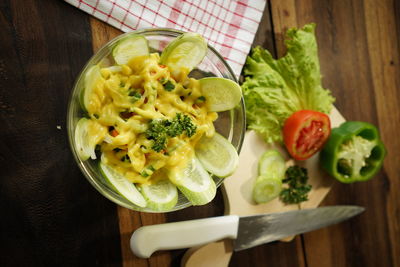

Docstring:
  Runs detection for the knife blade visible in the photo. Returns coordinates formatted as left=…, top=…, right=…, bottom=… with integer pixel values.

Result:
left=130, top=205, right=364, bottom=258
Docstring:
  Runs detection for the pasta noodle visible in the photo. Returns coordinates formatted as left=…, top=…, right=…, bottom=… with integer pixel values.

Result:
left=85, top=53, right=218, bottom=184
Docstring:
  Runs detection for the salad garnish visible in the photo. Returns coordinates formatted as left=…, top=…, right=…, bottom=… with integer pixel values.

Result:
left=279, top=165, right=312, bottom=204
left=242, top=23, right=334, bottom=144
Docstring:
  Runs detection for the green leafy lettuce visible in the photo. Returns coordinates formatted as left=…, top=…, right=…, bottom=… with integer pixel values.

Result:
left=242, top=23, right=335, bottom=143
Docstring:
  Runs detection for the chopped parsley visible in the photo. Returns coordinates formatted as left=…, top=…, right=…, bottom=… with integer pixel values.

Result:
left=140, top=165, right=156, bottom=177
left=280, top=166, right=312, bottom=204
left=145, top=113, right=197, bottom=152
left=163, top=80, right=175, bottom=91
left=140, top=171, right=150, bottom=177
left=128, top=90, right=142, bottom=103
left=129, top=90, right=142, bottom=98
left=196, top=96, right=206, bottom=103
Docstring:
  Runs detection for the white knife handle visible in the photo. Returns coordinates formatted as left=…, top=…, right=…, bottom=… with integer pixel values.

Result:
left=130, top=215, right=239, bottom=258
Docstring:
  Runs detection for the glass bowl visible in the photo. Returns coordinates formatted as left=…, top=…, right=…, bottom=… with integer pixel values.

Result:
left=67, top=28, right=246, bottom=212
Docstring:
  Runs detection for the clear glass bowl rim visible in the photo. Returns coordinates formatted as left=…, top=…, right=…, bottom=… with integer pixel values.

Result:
left=66, top=27, right=246, bottom=212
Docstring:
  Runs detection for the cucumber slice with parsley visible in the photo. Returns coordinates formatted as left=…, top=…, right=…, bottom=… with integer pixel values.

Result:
left=112, top=35, right=149, bottom=65
left=195, top=133, right=239, bottom=177
left=139, top=179, right=178, bottom=211
left=160, top=32, right=207, bottom=72
left=170, top=157, right=216, bottom=206
left=100, top=161, right=147, bottom=208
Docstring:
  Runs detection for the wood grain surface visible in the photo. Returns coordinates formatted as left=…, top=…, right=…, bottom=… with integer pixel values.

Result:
left=1, top=0, right=399, bottom=267
left=270, top=1, right=400, bottom=267
left=0, top=0, right=122, bottom=266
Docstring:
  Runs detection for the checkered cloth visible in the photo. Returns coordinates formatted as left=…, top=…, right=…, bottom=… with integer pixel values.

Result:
left=64, top=0, right=266, bottom=78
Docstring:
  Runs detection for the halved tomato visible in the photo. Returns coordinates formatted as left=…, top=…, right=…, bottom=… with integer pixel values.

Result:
left=283, top=110, right=331, bottom=161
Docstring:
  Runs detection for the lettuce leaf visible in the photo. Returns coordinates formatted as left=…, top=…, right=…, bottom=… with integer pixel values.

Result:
left=242, top=23, right=335, bottom=143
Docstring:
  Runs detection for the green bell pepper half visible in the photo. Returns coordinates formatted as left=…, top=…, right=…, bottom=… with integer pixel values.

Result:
left=320, top=121, right=386, bottom=183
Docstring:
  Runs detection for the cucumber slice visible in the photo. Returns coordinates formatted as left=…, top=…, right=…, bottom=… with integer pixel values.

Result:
left=100, top=161, right=147, bottom=208
left=199, top=77, right=242, bottom=112
left=160, top=32, right=207, bottom=72
left=139, top=179, right=178, bottom=211
left=112, top=35, right=149, bottom=65
left=81, top=65, right=102, bottom=112
left=171, top=157, right=216, bottom=206
left=252, top=176, right=282, bottom=204
left=74, top=118, right=96, bottom=161
left=195, top=133, right=239, bottom=177
left=258, top=150, right=286, bottom=179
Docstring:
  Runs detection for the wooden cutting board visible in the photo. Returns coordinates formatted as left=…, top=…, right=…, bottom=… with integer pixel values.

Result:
left=181, top=107, right=345, bottom=267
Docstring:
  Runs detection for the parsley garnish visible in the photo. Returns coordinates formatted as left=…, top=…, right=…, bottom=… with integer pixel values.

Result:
left=163, top=80, right=175, bottom=91
left=129, top=90, right=142, bottom=98
left=145, top=113, right=197, bottom=152
left=280, top=166, right=312, bottom=204
left=197, top=96, right=206, bottom=102
left=128, top=90, right=142, bottom=103
left=140, top=165, right=156, bottom=177
left=140, top=171, right=150, bottom=177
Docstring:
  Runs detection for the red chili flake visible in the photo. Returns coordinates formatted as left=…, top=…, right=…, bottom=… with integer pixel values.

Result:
left=110, top=129, right=119, bottom=137
left=159, top=64, right=166, bottom=68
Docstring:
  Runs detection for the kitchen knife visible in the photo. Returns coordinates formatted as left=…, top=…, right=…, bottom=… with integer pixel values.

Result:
left=130, top=205, right=364, bottom=258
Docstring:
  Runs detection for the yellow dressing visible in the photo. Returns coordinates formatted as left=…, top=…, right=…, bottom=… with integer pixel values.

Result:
left=85, top=53, right=217, bottom=185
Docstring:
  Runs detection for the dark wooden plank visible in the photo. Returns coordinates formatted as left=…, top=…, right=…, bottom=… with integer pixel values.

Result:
left=3, top=1, right=397, bottom=267
left=271, top=0, right=400, bottom=267
left=0, top=0, right=121, bottom=266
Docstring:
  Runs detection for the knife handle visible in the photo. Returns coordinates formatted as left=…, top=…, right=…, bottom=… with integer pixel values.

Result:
left=130, top=215, right=239, bottom=258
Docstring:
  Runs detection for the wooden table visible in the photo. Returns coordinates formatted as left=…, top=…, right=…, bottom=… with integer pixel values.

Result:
left=1, top=0, right=399, bottom=266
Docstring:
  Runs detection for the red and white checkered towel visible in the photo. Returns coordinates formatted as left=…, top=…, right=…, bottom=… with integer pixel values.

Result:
left=64, top=0, right=266, bottom=78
